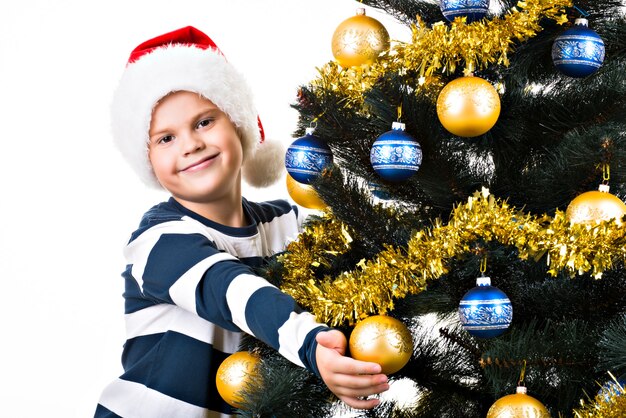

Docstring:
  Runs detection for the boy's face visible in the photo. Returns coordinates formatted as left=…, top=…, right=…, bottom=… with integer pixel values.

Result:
left=148, top=91, right=243, bottom=205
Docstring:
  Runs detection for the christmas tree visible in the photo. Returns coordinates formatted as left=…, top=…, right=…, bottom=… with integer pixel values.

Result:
left=230, top=1, right=626, bottom=416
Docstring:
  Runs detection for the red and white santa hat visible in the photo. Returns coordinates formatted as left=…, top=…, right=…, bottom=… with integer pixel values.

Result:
left=111, top=26, right=284, bottom=189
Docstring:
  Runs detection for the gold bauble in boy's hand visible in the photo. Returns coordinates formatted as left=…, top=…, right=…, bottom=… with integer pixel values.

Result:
left=486, top=387, right=550, bottom=418
left=348, top=315, right=413, bottom=374
left=215, top=351, right=260, bottom=408
left=436, top=75, right=501, bottom=137
left=331, top=8, right=390, bottom=68
left=565, top=186, right=626, bottom=225
left=286, top=174, right=327, bottom=210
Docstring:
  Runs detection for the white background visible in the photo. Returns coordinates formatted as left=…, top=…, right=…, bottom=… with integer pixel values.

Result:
left=0, top=1, right=409, bottom=416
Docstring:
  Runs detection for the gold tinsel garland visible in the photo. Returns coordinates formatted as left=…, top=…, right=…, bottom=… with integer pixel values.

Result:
left=311, top=0, right=571, bottom=107
left=279, top=189, right=626, bottom=327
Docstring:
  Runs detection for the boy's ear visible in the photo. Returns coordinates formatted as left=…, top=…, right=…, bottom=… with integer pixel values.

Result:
left=242, top=139, right=286, bottom=188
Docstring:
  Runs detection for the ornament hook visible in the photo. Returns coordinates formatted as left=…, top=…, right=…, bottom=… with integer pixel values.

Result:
left=602, top=163, right=610, bottom=184
left=480, top=256, right=487, bottom=276
left=517, top=359, right=527, bottom=387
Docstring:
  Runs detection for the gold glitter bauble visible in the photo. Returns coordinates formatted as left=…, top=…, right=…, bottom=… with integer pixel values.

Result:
left=436, top=76, right=501, bottom=137
left=286, top=174, right=327, bottom=210
left=215, top=351, right=260, bottom=408
left=487, top=387, right=551, bottom=418
left=348, top=315, right=413, bottom=374
left=331, top=8, right=390, bottom=68
left=566, top=185, right=626, bottom=225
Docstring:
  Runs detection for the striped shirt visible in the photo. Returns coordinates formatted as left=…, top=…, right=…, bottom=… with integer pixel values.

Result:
left=95, top=198, right=328, bottom=418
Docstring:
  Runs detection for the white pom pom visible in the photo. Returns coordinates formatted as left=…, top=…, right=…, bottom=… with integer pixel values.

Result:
left=242, top=139, right=286, bottom=188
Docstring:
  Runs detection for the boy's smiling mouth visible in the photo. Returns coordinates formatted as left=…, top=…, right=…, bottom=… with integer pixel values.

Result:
left=180, top=153, right=219, bottom=172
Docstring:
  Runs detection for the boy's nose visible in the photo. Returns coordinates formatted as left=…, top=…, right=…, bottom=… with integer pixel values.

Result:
left=181, top=133, right=204, bottom=155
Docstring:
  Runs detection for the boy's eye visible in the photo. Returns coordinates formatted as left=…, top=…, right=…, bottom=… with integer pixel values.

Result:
left=196, top=118, right=214, bottom=129
left=158, top=135, right=174, bottom=145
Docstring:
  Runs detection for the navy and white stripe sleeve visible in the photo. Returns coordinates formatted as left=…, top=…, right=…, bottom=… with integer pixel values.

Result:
left=124, top=216, right=327, bottom=374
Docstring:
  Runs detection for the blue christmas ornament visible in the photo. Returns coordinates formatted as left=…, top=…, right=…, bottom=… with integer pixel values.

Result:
left=458, top=276, right=512, bottom=338
left=552, top=18, right=605, bottom=78
left=440, top=0, right=489, bottom=23
left=370, top=122, right=422, bottom=182
left=285, top=128, right=333, bottom=185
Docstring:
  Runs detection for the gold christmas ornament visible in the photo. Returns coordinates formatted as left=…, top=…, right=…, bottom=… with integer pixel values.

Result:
left=487, top=386, right=550, bottom=418
left=348, top=315, right=413, bottom=374
left=215, top=351, right=260, bottom=408
left=566, top=184, right=626, bottom=225
left=286, top=173, right=327, bottom=210
left=437, top=75, right=501, bottom=137
left=331, top=8, right=390, bottom=68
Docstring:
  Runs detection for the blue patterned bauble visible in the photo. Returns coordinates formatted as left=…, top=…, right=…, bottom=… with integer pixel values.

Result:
left=285, top=128, right=333, bottom=185
left=440, top=0, right=489, bottom=23
left=552, top=18, right=605, bottom=78
left=458, top=277, right=512, bottom=338
left=370, top=122, right=422, bottom=182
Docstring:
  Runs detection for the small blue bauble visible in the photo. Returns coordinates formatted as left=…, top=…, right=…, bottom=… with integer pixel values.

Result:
left=552, top=18, right=605, bottom=78
left=440, top=0, right=489, bottom=23
left=285, top=128, right=333, bottom=185
left=370, top=122, right=422, bottom=182
left=458, top=276, right=512, bottom=338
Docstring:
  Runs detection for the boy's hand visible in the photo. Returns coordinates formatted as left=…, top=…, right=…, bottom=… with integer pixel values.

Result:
left=315, top=330, right=390, bottom=409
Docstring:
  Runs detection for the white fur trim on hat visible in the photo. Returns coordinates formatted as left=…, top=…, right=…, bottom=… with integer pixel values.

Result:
left=243, top=139, right=286, bottom=188
left=111, top=43, right=279, bottom=189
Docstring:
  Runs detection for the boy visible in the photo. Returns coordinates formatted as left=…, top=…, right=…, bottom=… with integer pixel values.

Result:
left=95, top=26, right=389, bottom=417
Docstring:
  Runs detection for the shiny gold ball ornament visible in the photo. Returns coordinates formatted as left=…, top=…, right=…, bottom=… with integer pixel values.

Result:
left=331, top=8, right=390, bottom=68
left=436, top=75, right=501, bottom=137
left=487, top=386, right=550, bottom=418
left=286, top=173, right=327, bottom=210
left=348, top=315, right=413, bottom=374
left=566, top=184, right=626, bottom=225
left=215, top=351, right=260, bottom=408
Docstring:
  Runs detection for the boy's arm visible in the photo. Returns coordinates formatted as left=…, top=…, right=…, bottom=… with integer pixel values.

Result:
left=190, top=252, right=391, bottom=409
